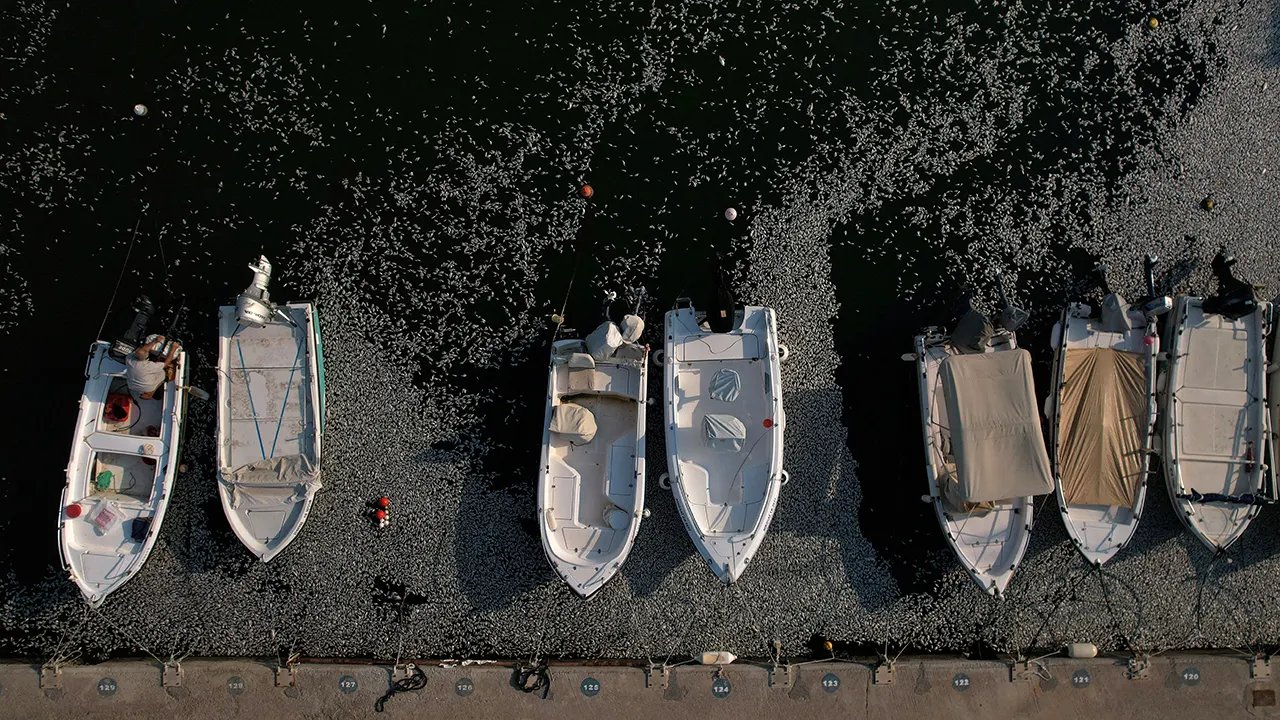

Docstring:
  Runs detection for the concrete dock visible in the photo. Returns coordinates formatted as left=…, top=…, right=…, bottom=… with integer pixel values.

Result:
left=1, top=653, right=1275, bottom=719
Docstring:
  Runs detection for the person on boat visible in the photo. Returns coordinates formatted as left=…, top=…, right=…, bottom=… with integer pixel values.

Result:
left=126, top=335, right=180, bottom=400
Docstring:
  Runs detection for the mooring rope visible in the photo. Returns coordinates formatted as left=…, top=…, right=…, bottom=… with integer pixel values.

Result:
left=93, top=217, right=143, bottom=343
left=374, top=664, right=426, bottom=712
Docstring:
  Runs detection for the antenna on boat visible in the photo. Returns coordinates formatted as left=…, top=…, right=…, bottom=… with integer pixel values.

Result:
left=1094, top=262, right=1113, bottom=296
left=235, top=256, right=297, bottom=329
left=995, top=273, right=1029, bottom=332
left=1137, top=254, right=1173, bottom=318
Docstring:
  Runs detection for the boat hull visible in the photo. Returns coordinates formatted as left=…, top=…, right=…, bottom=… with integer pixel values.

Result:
left=59, top=342, right=188, bottom=607
left=663, top=303, right=785, bottom=584
left=1047, top=303, right=1157, bottom=566
left=538, top=338, right=648, bottom=597
left=217, top=303, right=324, bottom=562
left=914, top=330, right=1033, bottom=597
left=1162, top=296, right=1270, bottom=552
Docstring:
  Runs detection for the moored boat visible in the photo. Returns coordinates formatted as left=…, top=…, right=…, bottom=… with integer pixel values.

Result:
left=1047, top=257, right=1170, bottom=566
left=217, top=256, right=325, bottom=562
left=538, top=310, right=648, bottom=597
left=1163, top=249, right=1271, bottom=552
left=912, top=288, right=1053, bottom=596
left=661, top=292, right=787, bottom=584
left=60, top=299, right=191, bottom=607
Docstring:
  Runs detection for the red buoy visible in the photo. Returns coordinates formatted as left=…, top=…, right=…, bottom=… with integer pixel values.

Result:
left=374, top=509, right=387, bottom=522
left=763, top=418, right=774, bottom=429
left=66, top=504, right=82, bottom=519
left=377, top=496, right=391, bottom=509
left=580, top=184, right=594, bottom=198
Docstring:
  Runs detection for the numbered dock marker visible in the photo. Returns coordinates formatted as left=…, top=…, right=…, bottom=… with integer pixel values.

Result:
left=581, top=677, right=601, bottom=697
left=952, top=673, right=971, bottom=691
left=227, top=676, right=246, bottom=696
left=339, top=675, right=358, bottom=695
left=821, top=672, right=840, bottom=693
left=711, top=676, right=731, bottom=698
left=1182, top=667, right=1201, bottom=686
left=1071, top=669, right=1091, bottom=689
left=97, top=677, right=118, bottom=696
left=456, top=677, right=474, bottom=697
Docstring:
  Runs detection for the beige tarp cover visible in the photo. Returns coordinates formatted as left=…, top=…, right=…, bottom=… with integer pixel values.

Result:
left=941, top=350, right=1053, bottom=503
left=1058, top=348, right=1146, bottom=507
left=550, top=402, right=597, bottom=444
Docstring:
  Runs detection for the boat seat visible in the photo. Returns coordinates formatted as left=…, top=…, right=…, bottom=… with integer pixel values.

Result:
left=564, top=363, right=640, bottom=401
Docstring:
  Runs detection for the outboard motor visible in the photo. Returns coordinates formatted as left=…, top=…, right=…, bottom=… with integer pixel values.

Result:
left=1135, top=254, right=1173, bottom=318
left=1202, top=247, right=1257, bottom=319
left=995, top=273, right=1029, bottom=332
left=1094, top=262, right=1135, bottom=333
left=950, top=293, right=992, bottom=353
left=706, top=268, right=737, bottom=333
left=107, top=295, right=156, bottom=361
left=235, top=255, right=295, bottom=328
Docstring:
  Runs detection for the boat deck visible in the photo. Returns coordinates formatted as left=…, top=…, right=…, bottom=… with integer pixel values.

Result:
left=219, top=304, right=319, bottom=472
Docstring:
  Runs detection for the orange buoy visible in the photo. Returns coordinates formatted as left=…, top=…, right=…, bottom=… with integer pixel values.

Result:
left=377, top=496, right=391, bottom=509
left=580, top=184, right=594, bottom=198
left=66, top=504, right=82, bottom=519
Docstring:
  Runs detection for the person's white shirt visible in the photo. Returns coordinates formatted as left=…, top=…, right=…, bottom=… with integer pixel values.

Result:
left=125, top=335, right=170, bottom=398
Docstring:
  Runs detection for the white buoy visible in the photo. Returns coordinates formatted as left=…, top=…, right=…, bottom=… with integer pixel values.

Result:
left=699, top=651, right=736, bottom=665
left=133, top=104, right=149, bottom=117
left=724, top=207, right=738, bottom=221
left=718, top=55, right=726, bottom=66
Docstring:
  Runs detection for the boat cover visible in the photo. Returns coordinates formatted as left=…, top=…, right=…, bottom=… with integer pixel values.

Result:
left=620, top=314, right=645, bottom=343
left=1058, top=348, right=1145, bottom=506
left=704, top=413, right=746, bottom=452
left=227, top=455, right=321, bottom=507
left=709, top=369, right=742, bottom=402
left=941, top=350, right=1053, bottom=503
left=586, top=321, right=623, bottom=360
left=550, top=402, right=597, bottom=444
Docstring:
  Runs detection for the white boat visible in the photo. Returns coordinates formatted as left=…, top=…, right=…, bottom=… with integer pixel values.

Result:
left=1163, top=252, right=1270, bottom=552
left=1047, top=261, right=1169, bottom=566
left=60, top=338, right=189, bottom=608
left=217, top=257, right=325, bottom=562
left=913, top=299, right=1053, bottom=596
left=661, top=299, right=786, bottom=584
left=538, top=316, right=648, bottom=596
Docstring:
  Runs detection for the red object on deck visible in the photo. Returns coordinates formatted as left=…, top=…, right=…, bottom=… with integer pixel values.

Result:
left=65, top=504, right=82, bottom=519
left=763, top=418, right=774, bottom=429
left=105, top=394, right=132, bottom=422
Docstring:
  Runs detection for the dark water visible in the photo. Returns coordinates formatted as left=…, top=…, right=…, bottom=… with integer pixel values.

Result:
left=0, top=0, right=1249, bottom=658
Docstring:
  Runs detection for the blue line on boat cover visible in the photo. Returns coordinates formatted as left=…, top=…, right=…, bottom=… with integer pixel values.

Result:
left=236, top=338, right=267, bottom=460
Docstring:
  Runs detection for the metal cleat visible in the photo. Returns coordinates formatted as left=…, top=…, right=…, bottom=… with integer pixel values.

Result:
left=873, top=661, right=895, bottom=685
left=769, top=663, right=793, bottom=689
left=1252, top=655, right=1272, bottom=680
left=644, top=664, right=669, bottom=690
left=163, top=660, right=184, bottom=687
left=1127, top=655, right=1150, bottom=680
left=39, top=663, right=62, bottom=690
left=1010, top=660, right=1036, bottom=683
